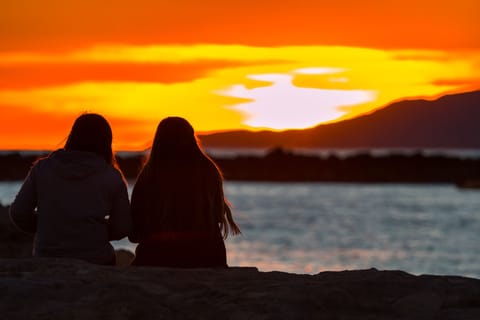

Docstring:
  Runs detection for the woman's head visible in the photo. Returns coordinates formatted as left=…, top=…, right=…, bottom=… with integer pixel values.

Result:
left=149, top=117, right=200, bottom=163
left=64, top=113, right=114, bottom=164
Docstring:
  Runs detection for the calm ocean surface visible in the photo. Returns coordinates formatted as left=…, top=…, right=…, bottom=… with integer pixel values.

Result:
left=1, top=181, right=479, bottom=278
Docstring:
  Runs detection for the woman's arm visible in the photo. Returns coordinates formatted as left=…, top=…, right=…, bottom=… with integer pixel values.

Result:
left=108, top=178, right=132, bottom=241
left=9, top=167, right=38, bottom=234
left=128, top=174, right=148, bottom=243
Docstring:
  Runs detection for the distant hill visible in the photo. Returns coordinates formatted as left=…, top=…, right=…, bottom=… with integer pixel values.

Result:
left=199, top=90, right=480, bottom=149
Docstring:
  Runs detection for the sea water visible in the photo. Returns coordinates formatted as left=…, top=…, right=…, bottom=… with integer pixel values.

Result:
left=2, top=181, right=479, bottom=277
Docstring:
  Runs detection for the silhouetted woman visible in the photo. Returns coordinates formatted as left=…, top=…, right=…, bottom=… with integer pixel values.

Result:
left=9, top=113, right=131, bottom=265
left=129, top=117, right=240, bottom=267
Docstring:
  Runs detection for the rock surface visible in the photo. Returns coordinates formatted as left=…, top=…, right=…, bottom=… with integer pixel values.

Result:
left=0, top=205, right=33, bottom=258
left=0, top=258, right=480, bottom=319
left=2, top=205, right=480, bottom=319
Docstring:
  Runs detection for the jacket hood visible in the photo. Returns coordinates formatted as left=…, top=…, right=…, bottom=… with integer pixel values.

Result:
left=49, top=149, right=108, bottom=180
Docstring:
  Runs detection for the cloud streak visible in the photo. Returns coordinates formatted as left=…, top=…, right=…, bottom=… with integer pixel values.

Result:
left=0, top=61, right=265, bottom=90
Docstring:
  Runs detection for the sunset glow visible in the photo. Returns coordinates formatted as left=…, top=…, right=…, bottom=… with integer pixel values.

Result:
left=1, top=1, right=479, bottom=150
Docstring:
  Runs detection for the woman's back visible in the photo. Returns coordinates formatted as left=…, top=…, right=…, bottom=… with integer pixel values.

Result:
left=130, top=157, right=228, bottom=267
left=32, top=150, right=128, bottom=263
left=132, top=158, right=219, bottom=234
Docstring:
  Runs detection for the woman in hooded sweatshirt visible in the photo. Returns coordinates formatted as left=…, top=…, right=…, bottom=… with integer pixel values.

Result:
left=129, top=117, right=241, bottom=267
left=9, top=113, right=131, bottom=265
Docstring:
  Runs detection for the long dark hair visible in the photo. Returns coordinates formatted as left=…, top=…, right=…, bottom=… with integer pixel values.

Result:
left=64, top=113, right=115, bottom=165
left=138, top=117, right=240, bottom=238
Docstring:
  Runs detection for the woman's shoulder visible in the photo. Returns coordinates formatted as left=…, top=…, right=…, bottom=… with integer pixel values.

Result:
left=199, top=157, right=222, bottom=183
left=29, top=151, right=58, bottom=171
left=104, top=165, right=124, bottom=177
left=103, top=165, right=128, bottom=186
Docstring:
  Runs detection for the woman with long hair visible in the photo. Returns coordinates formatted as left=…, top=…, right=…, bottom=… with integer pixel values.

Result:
left=129, top=117, right=240, bottom=267
left=9, top=113, right=131, bottom=265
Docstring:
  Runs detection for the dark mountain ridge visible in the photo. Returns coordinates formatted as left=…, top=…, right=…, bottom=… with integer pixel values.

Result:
left=199, top=90, right=480, bottom=149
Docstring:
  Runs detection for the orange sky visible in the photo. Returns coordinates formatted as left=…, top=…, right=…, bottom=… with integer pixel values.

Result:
left=1, top=0, right=479, bottom=150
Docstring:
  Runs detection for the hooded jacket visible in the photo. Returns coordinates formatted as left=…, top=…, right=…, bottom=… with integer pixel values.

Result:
left=9, top=149, right=131, bottom=264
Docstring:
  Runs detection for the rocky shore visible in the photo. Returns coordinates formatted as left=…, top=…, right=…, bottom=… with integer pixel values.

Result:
left=1, top=205, right=480, bottom=319
left=1, top=258, right=480, bottom=319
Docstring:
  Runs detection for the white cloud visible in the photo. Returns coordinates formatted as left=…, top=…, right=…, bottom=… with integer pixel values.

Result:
left=219, top=72, right=376, bottom=129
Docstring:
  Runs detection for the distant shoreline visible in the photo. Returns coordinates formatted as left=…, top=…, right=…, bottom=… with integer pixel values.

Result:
left=1, top=148, right=480, bottom=185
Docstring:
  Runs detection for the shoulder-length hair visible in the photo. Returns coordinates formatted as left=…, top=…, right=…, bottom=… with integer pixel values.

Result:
left=138, top=117, right=240, bottom=238
left=64, top=113, right=115, bottom=165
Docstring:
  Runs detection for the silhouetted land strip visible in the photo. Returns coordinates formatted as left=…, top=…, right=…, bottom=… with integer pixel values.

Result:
left=1, top=149, right=479, bottom=184
left=215, top=148, right=480, bottom=184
